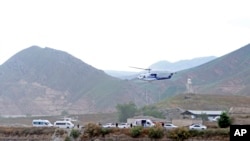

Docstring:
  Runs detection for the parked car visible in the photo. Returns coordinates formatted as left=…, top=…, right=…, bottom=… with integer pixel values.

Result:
left=189, top=124, right=207, bottom=130
left=118, top=123, right=130, bottom=128
left=102, top=123, right=116, bottom=128
left=164, top=123, right=178, bottom=129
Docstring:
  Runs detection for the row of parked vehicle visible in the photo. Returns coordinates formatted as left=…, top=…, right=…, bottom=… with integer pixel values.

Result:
left=102, top=123, right=129, bottom=128
left=32, top=119, right=75, bottom=129
left=102, top=122, right=207, bottom=130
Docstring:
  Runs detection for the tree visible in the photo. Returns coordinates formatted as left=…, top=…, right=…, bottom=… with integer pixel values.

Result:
left=218, top=112, right=231, bottom=128
left=116, top=102, right=137, bottom=122
left=140, top=105, right=165, bottom=119
left=61, top=110, right=69, bottom=116
left=200, top=113, right=208, bottom=121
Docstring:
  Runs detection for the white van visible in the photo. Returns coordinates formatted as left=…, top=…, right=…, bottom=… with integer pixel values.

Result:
left=133, top=119, right=155, bottom=127
left=32, top=119, right=53, bottom=127
left=54, top=120, right=74, bottom=129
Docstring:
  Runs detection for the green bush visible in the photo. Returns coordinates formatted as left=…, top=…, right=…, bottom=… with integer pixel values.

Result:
left=100, top=128, right=112, bottom=137
left=218, top=112, right=231, bottom=128
left=167, top=127, right=190, bottom=141
left=148, top=126, right=164, bottom=139
left=70, top=129, right=81, bottom=139
left=64, top=136, right=71, bottom=141
left=130, top=126, right=143, bottom=138
left=84, top=123, right=101, bottom=137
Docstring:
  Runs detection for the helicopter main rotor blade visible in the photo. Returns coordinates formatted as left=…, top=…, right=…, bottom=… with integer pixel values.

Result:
left=129, top=66, right=151, bottom=72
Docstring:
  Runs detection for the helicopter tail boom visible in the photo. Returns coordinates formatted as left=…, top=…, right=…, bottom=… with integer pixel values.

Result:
left=156, top=73, right=174, bottom=80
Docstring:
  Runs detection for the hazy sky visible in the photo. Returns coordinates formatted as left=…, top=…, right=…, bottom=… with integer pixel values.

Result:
left=1, top=0, right=250, bottom=71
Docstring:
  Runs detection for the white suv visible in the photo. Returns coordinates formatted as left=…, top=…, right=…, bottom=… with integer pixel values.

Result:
left=189, top=124, right=207, bottom=130
left=102, top=123, right=116, bottom=128
left=118, top=123, right=129, bottom=128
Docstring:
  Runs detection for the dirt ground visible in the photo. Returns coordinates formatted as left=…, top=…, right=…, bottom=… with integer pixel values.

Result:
left=0, top=113, right=117, bottom=127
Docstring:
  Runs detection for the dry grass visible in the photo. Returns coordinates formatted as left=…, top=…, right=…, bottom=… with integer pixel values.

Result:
left=0, top=127, right=51, bottom=136
left=0, top=125, right=230, bottom=141
left=0, top=112, right=117, bottom=127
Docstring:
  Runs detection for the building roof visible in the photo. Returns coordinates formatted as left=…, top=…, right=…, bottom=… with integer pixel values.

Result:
left=181, top=110, right=224, bottom=116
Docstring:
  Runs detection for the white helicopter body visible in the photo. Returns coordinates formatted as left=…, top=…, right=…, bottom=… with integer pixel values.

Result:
left=131, top=67, right=175, bottom=81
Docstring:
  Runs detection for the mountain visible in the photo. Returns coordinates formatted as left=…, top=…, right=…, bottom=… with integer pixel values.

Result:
left=103, top=44, right=250, bottom=108
left=156, top=43, right=250, bottom=97
left=104, top=70, right=138, bottom=80
left=105, top=56, right=216, bottom=79
left=149, top=56, right=217, bottom=72
left=1, top=43, right=249, bottom=116
left=186, top=44, right=250, bottom=95
left=0, top=46, right=147, bottom=115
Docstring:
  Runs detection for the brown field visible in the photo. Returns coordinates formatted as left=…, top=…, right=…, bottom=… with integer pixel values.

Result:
left=0, top=112, right=117, bottom=127
left=0, top=126, right=230, bottom=141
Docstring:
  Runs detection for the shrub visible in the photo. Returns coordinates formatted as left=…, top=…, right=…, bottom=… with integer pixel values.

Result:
left=202, top=129, right=229, bottom=137
left=55, top=129, right=67, bottom=136
left=100, top=128, right=111, bottom=137
left=148, top=126, right=164, bottom=139
left=84, top=123, right=101, bottom=137
left=167, top=127, right=190, bottom=141
left=70, top=129, right=81, bottom=139
left=141, top=127, right=149, bottom=136
left=64, top=136, right=71, bottom=141
left=218, top=112, right=231, bottom=128
left=121, top=128, right=132, bottom=136
left=130, top=126, right=143, bottom=138
left=189, top=129, right=205, bottom=137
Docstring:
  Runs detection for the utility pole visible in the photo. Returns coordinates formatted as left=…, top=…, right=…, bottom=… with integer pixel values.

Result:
left=145, top=87, right=148, bottom=105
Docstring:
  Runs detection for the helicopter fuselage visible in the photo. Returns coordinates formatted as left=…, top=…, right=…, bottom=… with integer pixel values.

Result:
left=137, top=72, right=174, bottom=81
left=137, top=73, right=158, bottom=81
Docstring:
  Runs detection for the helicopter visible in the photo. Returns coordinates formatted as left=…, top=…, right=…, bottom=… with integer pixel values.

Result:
left=130, top=67, right=175, bottom=81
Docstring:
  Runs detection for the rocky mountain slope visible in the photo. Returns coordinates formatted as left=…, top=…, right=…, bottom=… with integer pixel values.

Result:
left=0, top=46, right=147, bottom=115
left=1, top=43, right=250, bottom=116
left=156, top=43, right=250, bottom=96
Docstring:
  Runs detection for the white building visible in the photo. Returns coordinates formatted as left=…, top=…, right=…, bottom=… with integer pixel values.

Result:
left=181, top=110, right=224, bottom=121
